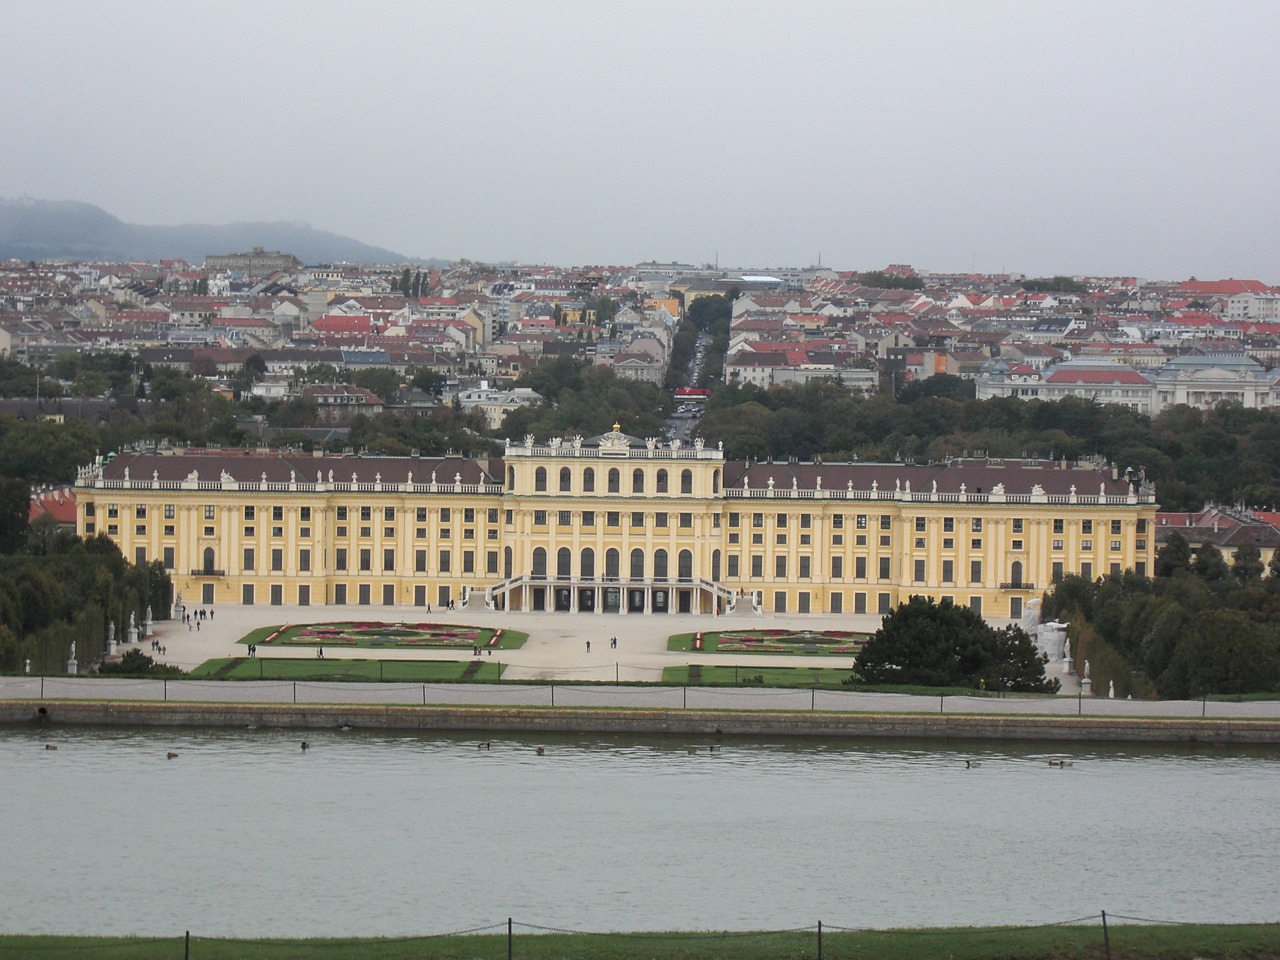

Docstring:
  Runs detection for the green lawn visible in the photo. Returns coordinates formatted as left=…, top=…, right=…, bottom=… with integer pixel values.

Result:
left=237, top=621, right=527, bottom=651
left=668, top=628, right=868, bottom=656
left=662, top=664, right=1023, bottom=696
left=188, top=657, right=505, bottom=683
left=2, top=922, right=1278, bottom=960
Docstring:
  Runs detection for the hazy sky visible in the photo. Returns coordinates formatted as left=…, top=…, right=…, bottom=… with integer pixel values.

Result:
left=3, top=1, right=1277, bottom=280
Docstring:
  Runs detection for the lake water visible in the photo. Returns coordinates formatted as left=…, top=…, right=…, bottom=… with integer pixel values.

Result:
left=2, top=726, right=1278, bottom=938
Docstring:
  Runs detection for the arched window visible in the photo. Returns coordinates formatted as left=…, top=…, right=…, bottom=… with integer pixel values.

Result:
left=630, top=548, right=645, bottom=580
left=532, top=547, right=547, bottom=578
left=678, top=549, right=693, bottom=581
left=583, top=467, right=595, bottom=493
left=605, top=548, right=620, bottom=579
left=632, top=468, right=645, bottom=493
left=504, top=546, right=513, bottom=579
left=711, top=549, right=721, bottom=582
left=557, top=547, right=572, bottom=578
left=581, top=547, right=595, bottom=579
left=559, top=467, right=572, bottom=492
left=202, top=546, right=216, bottom=574
left=534, top=467, right=547, bottom=492
left=607, top=468, right=620, bottom=493
left=712, top=469, right=720, bottom=494
left=681, top=469, right=693, bottom=494
left=1010, top=560, right=1023, bottom=587
left=507, top=466, right=515, bottom=490
left=653, top=549, right=669, bottom=580
left=656, top=469, right=669, bottom=493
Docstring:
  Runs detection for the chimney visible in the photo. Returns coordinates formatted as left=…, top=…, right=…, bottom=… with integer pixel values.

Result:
left=1111, top=462, right=1118, bottom=480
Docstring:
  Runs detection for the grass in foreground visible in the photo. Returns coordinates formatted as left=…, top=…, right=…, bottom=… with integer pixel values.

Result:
left=187, top=657, right=505, bottom=683
left=661, top=663, right=1011, bottom=696
left=1, top=922, right=1278, bottom=960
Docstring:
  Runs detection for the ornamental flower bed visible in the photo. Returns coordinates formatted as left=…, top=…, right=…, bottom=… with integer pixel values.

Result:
left=709, top=629, right=869, bottom=655
left=263, top=622, right=496, bottom=649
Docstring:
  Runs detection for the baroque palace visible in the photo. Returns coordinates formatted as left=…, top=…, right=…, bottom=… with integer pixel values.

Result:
left=74, top=427, right=1158, bottom=619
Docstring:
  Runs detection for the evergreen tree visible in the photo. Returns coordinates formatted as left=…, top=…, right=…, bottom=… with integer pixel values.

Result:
left=1231, top=541, right=1265, bottom=583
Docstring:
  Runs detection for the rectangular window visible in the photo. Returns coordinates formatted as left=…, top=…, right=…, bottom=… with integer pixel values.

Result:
left=915, top=517, right=926, bottom=532
left=416, top=507, right=427, bottom=522
left=943, top=517, right=954, bottom=532
left=559, top=510, right=572, bottom=526
left=439, top=550, right=451, bottom=573
left=164, top=504, right=175, bottom=519
left=1082, top=519, right=1093, bottom=534
left=832, top=534, right=842, bottom=545
left=440, top=508, right=451, bottom=523
left=878, top=557, right=891, bottom=579
left=800, top=534, right=810, bottom=545
left=855, top=557, right=867, bottom=578
left=854, top=592, right=867, bottom=614
left=337, top=526, right=347, bottom=538
left=582, top=511, right=595, bottom=527
left=135, top=505, right=147, bottom=519
left=464, top=508, right=475, bottom=524
left=1053, top=518, right=1064, bottom=534
left=830, top=593, right=842, bottom=614
left=243, top=547, right=255, bottom=571
left=752, top=533, right=764, bottom=544
left=416, top=528, right=426, bottom=539
left=915, top=538, right=925, bottom=549
left=505, top=510, right=513, bottom=525
left=299, top=549, right=310, bottom=572
left=914, top=559, right=926, bottom=582
left=383, top=548, right=395, bottom=571
left=384, top=527, right=394, bottom=538
left=832, top=515, right=843, bottom=529
left=606, top=512, right=619, bottom=527
left=1081, top=562, right=1093, bottom=579
left=777, top=534, right=787, bottom=545
left=337, top=506, right=348, bottom=521
left=799, top=557, right=811, bottom=579
left=971, top=538, right=982, bottom=550
left=135, top=524, right=146, bottom=536
left=880, top=535, right=891, bottom=547
left=360, top=527, right=371, bottom=538
left=856, top=515, right=868, bottom=529
left=753, top=513, right=764, bottom=528
left=942, top=559, right=954, bottom=583
left=729, top=512, right=740, bottom=528
left=1111, top=540, right=1122, bottom=551
left=729, top=533, right=740, bottom=544
left=1137, top=518, right=1147, bottom=533
left=880, top=515, right=892, bottom=530
left=1011, top=539, right=1023, bottom=551
left=751, top=555, right=763, bottom=578
left=831, top=556, right=843, bottom=579
left=533, top=510, right=547, bottom=526
left=800, top=514, right=811, bottom=528
left=655, top=512, right=668, bottom=528
left=463, top=551, right=474, bottom=574
left=244, top=506, right=255, bottom=520
left=163, top=546, right=174, bottom=569
left=244, top=526, right=254, bottom=538
left=970, top=560, right=982, bottom=583
left=487, top=508, right=499, bottom=524
left=728, top=555, right=740, bottom=577
left=274, top=506, right=284, bottom=522
left=971, top=518, right=982, bottom=532
left=273, top=526, right=284, bottom=538
left=300, top=507, right=311, bottom=522
left=204, top=505, right=215, bottom=520
left=774, top=591, right=787, bottom=613
left=943, top=538, right=953, bottom=549
left=1054, top=539, right=1065, bottom=550
left=1082, top=539, right=1092, bottom=550
left=776, top=513, right=787, bottom=528
left=1111, top=520, right=1123, bottom=535
left=1052, top=561, right=1064, bottom=583
left=487, top=550, right=499, bottom=575
left=359, top=549, right=371, bottom=572
left=271, top=548, right=282, bottom=572
left=1012, top=518, right=1023, bottom=534
left=416, top=547, right=428, bottom=573
left=631, top=512, right=644, bottom=528
left=336, top=548, right=347, bottom=571
left=775, top=556, right=787, bottom=578
left=361, top=506, right=372, bottom=522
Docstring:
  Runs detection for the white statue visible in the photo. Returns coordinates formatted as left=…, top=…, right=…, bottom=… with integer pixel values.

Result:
left=70, top=641, right=76, bottom=660
left=129, top=611, right=136, bottom=631
left=1063, top=637, right=1071, bottom=661
left=108, top=621, right=115, bottom=643
left=1109, top=680, right=1115, bottom=699
left=1083, top=659, right=1091, bottom=679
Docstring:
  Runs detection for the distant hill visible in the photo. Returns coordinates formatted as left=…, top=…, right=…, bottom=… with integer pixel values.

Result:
left=0, top=198, right=418, bottom=265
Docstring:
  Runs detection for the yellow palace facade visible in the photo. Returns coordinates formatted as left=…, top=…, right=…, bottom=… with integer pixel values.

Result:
left=75, top=428, right=1158, bottom=619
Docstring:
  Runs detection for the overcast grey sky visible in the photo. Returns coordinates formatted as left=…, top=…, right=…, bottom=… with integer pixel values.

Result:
left=3, top=1, right=1277, bottom=280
